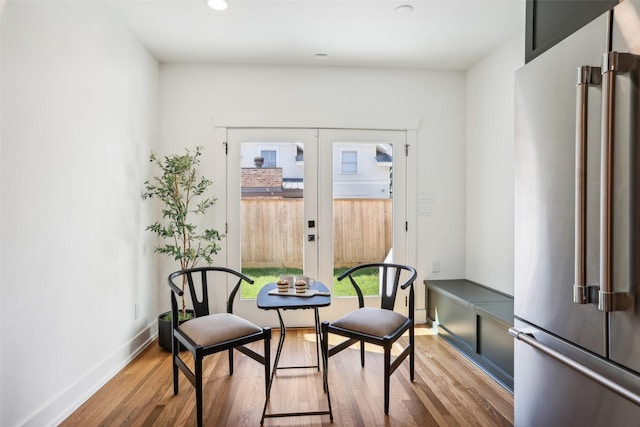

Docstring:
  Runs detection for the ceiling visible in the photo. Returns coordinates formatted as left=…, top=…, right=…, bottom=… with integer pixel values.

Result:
left=105, top=0, right=525, bottom=70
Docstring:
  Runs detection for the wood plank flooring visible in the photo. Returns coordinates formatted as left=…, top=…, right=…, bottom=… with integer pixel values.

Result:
left=61, top=326, right=513, bottom=426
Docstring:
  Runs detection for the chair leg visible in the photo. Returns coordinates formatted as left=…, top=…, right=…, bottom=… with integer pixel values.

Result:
left=384, top=345, right=391, bottom=415
left=321, top=321, right=330, bottom=392
left=410, top=325, right=415, bottom=382
left=195, top=353, right=203, bottom=427
left=264, top=332, right=271, bottom=398
left=172, top=340, right=179, bottom=395
left=360, top=340, right=365, bottom=367
left=322, top=323, right=334, bottom=422
left=228, top=348, right=234, bottom=375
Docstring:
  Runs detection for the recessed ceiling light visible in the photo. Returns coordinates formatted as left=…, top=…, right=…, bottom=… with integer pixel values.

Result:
left=315, top=53, right=328, bottom=60
left=395, top=5, right=414, bottom=15
left=207, top=0, right=228, bottom=11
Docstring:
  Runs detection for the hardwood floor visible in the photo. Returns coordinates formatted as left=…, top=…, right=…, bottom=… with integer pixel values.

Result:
left=61, top=326, right=513, bottom=426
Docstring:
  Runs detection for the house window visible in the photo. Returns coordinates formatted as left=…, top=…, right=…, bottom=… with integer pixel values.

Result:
left=261, top=150, right=277, bottom=168
left=341, top=150, right=358, bottom=174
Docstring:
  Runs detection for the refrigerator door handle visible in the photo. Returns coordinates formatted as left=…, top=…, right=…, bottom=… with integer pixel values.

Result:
left=574, top=65, right=601, bottom=305
left=509, top=327, right=640, bottom=407
left=598, top=52, right=638, bottom=312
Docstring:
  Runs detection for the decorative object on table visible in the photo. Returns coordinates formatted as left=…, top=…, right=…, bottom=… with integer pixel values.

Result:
left=142, top=146, right=224, bottom=351
left=277, top=279, right=289, bottom=292
left=280, top=274, right=295, bottom=288
left=167, top=267, right=271, bottom=427
left=296, top=275, right=315, bottom=288
left=321, top=262, right=417, bottom=415
left=295, top=280, right=307, bottom=293
left=268, top=287, right=330, bottom=297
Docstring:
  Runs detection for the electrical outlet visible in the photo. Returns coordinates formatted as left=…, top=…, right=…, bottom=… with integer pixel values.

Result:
left=431, top=261, right=440, bottom=273
left=134, top=304, right=140, bottom=320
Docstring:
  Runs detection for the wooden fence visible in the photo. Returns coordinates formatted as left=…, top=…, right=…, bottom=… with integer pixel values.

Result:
left=241, top=198, right=392, bottom=267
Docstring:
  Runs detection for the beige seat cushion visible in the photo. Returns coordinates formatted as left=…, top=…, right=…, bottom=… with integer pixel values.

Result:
left=331, top=307, right=408, bottom=338
left=178, top=313, right=262, bottom=347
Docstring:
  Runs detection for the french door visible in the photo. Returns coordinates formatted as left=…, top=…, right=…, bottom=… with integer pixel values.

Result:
left=227, top=128, right=408, bottom=325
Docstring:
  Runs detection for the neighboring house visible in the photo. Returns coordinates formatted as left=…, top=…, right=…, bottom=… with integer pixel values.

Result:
left=332, top=142, right=393, bottom=199
left=241, top=141, right=393, bottom=199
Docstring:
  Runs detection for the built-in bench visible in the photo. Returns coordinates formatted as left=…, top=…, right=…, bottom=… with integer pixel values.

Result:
left=424, top=279, right=514, bottom=392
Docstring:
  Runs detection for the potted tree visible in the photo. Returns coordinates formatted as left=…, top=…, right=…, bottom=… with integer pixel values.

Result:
left=142, top=146, right=224, bottom=351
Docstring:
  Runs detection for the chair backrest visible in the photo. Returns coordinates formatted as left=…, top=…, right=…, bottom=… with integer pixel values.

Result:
left=167, top=266, right=254, bottom=319
left=337, top=263, right=417, bottom=314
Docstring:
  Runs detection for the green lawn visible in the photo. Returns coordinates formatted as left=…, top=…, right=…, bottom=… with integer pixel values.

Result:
left=241, top=266, right=381, bottom=299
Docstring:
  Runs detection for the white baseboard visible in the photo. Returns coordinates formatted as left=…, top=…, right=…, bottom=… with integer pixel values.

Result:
left=415, top=308, right=427, bottom=325
left=21, top=323, right=158, bottom=427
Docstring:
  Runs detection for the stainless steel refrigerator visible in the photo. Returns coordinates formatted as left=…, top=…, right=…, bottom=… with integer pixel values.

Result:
left=513, top=1, right=640, bottom=425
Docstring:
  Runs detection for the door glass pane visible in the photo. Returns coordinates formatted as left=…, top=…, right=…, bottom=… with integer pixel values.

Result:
left=240, top=141, right=304, bottom=298
left=333, top=142, right=393, bottom=297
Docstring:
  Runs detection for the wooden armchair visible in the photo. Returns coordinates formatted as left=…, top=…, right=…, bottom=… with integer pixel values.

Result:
left=167, top=266, right=271, bottom=427
left=321, top=262, right=417, bottom=414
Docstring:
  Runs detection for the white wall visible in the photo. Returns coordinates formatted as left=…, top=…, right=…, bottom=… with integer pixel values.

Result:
left=1, top=2, right=159, bottom=426
left=0, top=4, right=5, bottom=427
left=0, top=3, right=5, bottom=426
left=465, top=32, right=525, bottom=295
left=159, top=64, right=468, bottom=319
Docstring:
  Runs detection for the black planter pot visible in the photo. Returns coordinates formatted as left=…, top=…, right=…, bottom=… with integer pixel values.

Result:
left=158, top=309, right=195, bottom=352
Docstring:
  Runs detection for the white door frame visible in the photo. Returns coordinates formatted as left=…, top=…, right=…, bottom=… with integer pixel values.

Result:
left=219, top=118, right=417, bottom=327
